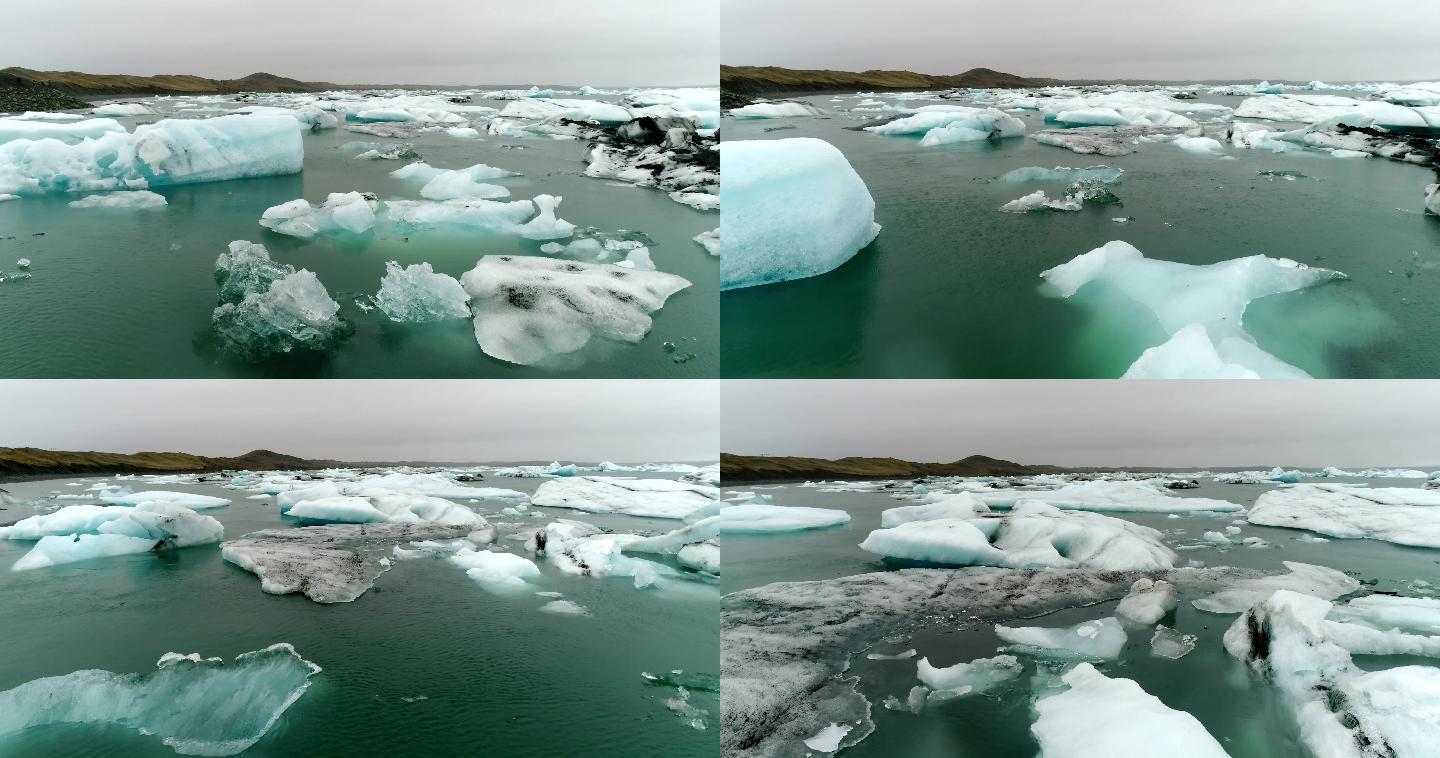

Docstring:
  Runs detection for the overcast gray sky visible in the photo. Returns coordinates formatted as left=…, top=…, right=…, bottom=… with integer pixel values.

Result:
left=1, top=381, right=718, bottom=463
left=723, top=381, right=1440, bottom=468
left=725, top=0, right=1440, bottom=82
left=8, top=0, right=717, bottom=86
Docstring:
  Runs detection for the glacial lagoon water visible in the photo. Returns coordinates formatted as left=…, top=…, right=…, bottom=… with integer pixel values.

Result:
left=723, top=476, right=1440, bottom=757
left=721, top=92, right=1440, bottom=378
left=0, top=473, right=719, bottom=757
left=0, top=96, right=717, bottom=378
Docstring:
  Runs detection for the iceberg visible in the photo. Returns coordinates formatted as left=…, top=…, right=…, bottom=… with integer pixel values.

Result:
left=729, top=102, right=822, bottom=119
left=880, top=492, right=988, bottom=527
left=1053, top=107, right=1197, bottom=128
left=1192, top=560, right=1360, bottom=613
left=1173, top=136, right=1224, bottom=153
left=997, top=165, right=1124, bottom=184
left=385, top=198, right=536, bottom=234
left=1247, top=484, right=1440, bottom=548
left=1426, top=183, right=1439, bottom=216
left=0, top=117, right=126, bottom=146
left=1235, top=94, right=1440, bottom=130
left=1040, top=240, right=1346, bottom=379
left=449, top=548, right=542, bottom=591
left=222, top=523, right=473, bottom=603
left=259, top=192, right=377, bottom=238
left=0, top=643, right=320, bottom=757
left=995, top=617, right=1127, bottom=659
left=102, top=490, right=231, bottom=509
left=718, top=504, right=850, bottom=532
left=373, top=261, right=470, bottom=322
left=693, top=228, right=720, bottom=256
left=915, top=654, right=1022, bottom=696
left=0, top=114, right=303, bottom=196
left=1115, top=578, right=1179, bottom=625
left=1150, top=625, right=1198, bottom=659
left=92, top=102, right=154, bottom=117
left=530, top=476, right=717, bottom=520
left=517, top=194, right=576, bottom=240
left=212, top=252, right=347, bottom=360
left=459, top=255, right=690, bottom=365
left=720, top=138, right=880, bottom=290
left=975, top=479, right=1241, bottom=513
left=858, top=501, right=1177, bottom=570
left=1031, top=663, right=1230, bottom=758
left=863, top=108, right=1025, bottom=145
left=67, top=190, right=168, bottom=209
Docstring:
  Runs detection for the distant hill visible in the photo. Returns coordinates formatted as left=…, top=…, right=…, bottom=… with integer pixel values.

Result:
left=721, top=453, right=1061, bottom=482
left=720, top=65, right=1059, bottom=96
left=0, top=67, right=333, bottom=96
left=0, top=447, right=348, bottom=478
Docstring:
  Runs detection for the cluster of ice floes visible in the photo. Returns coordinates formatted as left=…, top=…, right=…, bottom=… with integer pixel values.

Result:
left=0, top=500, right=225, bottom=571
left=720, top=137, right=880, bottom=289
left=459, top=255, right=691, bottom=365
left=0, top=643, right=320, bottom=756
left=529, top=476, right=718, bottom=520
left=974, top=479, right=1241, bottom=513
left=1226, top=591, right=1440, bottom=758
left=1247, top=484, right=1440, bottom=547
left=863, top=107, right=1026, bottom=146
left=859, top=500, right=1178, bottom=570
left=1235, top=93, right=1440, bottom=131
left=720, top=566, right=1261, bottom=757
left=210, top=240, right=348, bottom=360
left=1041, top=240, right=1347, bottom=378
left=259, top=192, right=377, bottom=238
left=0, top=114, right=302, bottom=195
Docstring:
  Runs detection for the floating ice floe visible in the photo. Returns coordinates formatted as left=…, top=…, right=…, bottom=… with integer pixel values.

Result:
left=391, top=161, right=518, bottom=201
left=1226, top=591, right=1440, bottom=758
left=1115, top=578, right=1179, bottom=625
left=729, top=102, right=822, bottom=119
left=92, top=102, right=154, bottom=117
left=529, top=521, right=679, bottom=589
left=622, top=515, right=721, bottom=575
left=693, top=228, right=720, bottom=256
left=2, top=502, right=224, bottom=571
left=0, top=114, right=303, bottom=196
left=720, top=138, right=880, bottom=290
left=1039, top=91, right=1232, bottom=122
left=915, top=654, right=1023, bottom=697
left=259, top=192, right=377, bottom=238
left=1235, top=94, right=1440, bottom=130
left=101, top=490, right=231, bottom=509
left=1426, top=184, right=1439, bottom=216
left=0, top=643, right=320, bottom=757
left=449, top=548, right=542, bottom=591
left=1040, top=240, right=1347, bottom=379
left=999, top=179, right=1120, bottom=213
left=996, top=617, right=1127, bottom=660
left=66, top=190, right=168, bottom=209
left=975, top=479, right=1242, bottom=513
left=997, top=165, right=1124, bottom=184
left=1192, top=560, right=1360, bottom=613
left=880, top=492, right=988, bottom=527
left=718, top=504, right=850, bottom=532
left=459, top=255, right=690, bottom=365
left=864, top=108, right=1025, bottom=146
left=1033, top=125, right=1193, bottom=157
left=223, top=523, right=474, bottom=602
left=1031, top=663, right=1230, bottom=758
left=858, top=501, right=1177, bottom=570
left=211, top=241, right=347, bottom=360
left=0, top=117, right=126, bottom=146
left=1247, top=484, right=1440, bottom=548
left=373, top=261, right=470, bottom=323
left=1150, top=625, right=1198, bottom=659
left=530, top=476, right=718, bottom=520
left=1052, top=107, right=1197, bottom=128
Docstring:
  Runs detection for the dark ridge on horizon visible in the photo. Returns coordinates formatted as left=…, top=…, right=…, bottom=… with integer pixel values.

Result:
left=0, top=446, right=349, bottom=478
left=720, top=453, right=1438, bottom=483
left=720, top=64, right=1438, bottom=97
left=1, top=66, right=715, bottom=98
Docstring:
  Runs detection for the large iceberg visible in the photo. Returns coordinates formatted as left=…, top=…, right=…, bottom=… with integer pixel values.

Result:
left=1192, top=561, right=1360, bottom=613
left=2, top=501, right=223, bottom=572
left=373, top=261, right=470, bottom=323
left=857, top=501, right=1177, bottom=570
left=720, top=138, right=880, bottom=290
left=0, top=114, right=303, bottom=196
left=975, top=479, right=1241, bottom=513
left=1247, top=484, right=1440, bottom=548
left=0, top=643, right=320, bottom=756
left=459, top=255, right=690, bottom=365
left=1235, top=94, right=1440, bottom=130
left=915, top=654, right=1022, bottom=697
left=101, top=490, right=231, bottom=509
left=718, top=504, right=850, bottom=532
left=863, top=108, right=1025, bottom=145
left=728, top=102, right=822, bottom=119
left=1040, top=240, right=1346, bottom=378
left=1031, top=663, right=1230, bottom=758
left=880, top=493, right=988, bottom=527
left=530, top=476, right=718, bottom=520
left=1226, top=590, right=1440, bottom=758
left=1426, top=183, right=1439, bottom=216
left=0, top=117, right=126, bottom=146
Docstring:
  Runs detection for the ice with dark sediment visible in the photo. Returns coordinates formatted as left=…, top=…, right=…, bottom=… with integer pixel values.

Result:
left=0, top=643, right=320, bottom=756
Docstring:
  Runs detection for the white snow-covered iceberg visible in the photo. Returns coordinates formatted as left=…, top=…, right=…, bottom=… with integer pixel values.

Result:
left=2, top=501, right=224, bottom=571
left=1247, top=484, right=1440, bottom=548
left=720, top=138, right=880, bottom=290
left=211, top=241, right=346, bottom=360
left=0, top=643, right=320, bottom=756
left=1192, top=561, right=1360, bottom=613
left=858, top=501, right=1176, bottom=570
left=864, top=108, right=1025, bottom=146
left=1115, top=579, right=1179, bottom=625
left=1031, top=663, right=1230, bottom=758
left=259, top=192, right=377, bottom=239
left=915, top=654, right=1022, bottom=697
left=975, top=479, right=1241, bottom=513
left=0, top=114, right=303, bottom=196
left=718, top=504, right=850, bottom=532
left=102, top=490, right=231, bottom=509
left=530, top=476, right=718, bottom=520
left=0, top=117, right=126, bottom=146
left=67, top=190, right=168, bottom=209
left=459, top=255, right=690, bottom=365
left=1040, top=240, right=1346, bottom=378
left=880, top=492, right=989, bottom=527
left=729, top=102, right=822, bottom=119
left=996, top=617, right=1127, bottom=660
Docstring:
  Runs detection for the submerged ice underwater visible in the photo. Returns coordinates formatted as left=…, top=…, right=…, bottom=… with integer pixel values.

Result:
left=0, top=464, right=721, bottom=756
left=720, top=80, right=1440, bottom=379
left=0, top=85, right=719, bottom=378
